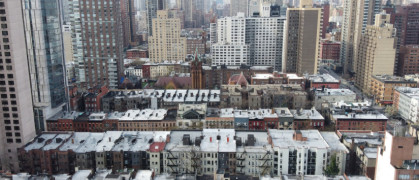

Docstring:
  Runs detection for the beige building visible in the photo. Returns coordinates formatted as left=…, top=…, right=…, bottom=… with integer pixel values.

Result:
left=340, top=0, right=382, bottom=75
left=0, top=0, right=37, bottom=172
left=355, top=13, right=396, bottom=92
left=62, top=24, right=73, bottom=63
left=149, top=63, right=176, bottom=79
left=149, top=10, right=186, bottom=63
left=283, top=0, right=321, bottom=75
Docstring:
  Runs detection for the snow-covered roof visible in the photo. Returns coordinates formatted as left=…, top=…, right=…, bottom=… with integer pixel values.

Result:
left=209, top=90, right=220, bottom=102
left=88, top=113, right=107, bottom=121
left=220, top=108, right=234, bottom=117
left=185, top=90, right=198, bottom=102
left=274, top=108, right=294, bottom=118
left=306, top=74, right=339, bottom=83
left=133, top=170, right=153, bottom=180
left=332, top=113, right=388, bottom=120
left=59, top=132, right=91, bottom=151
left=173, top=90, right=187, bottom=103
left=252, top=73, right=274, bottom=79
left=42, top=134, right=72, bottom=151
left=363, top=147, right=378, bottom=159
left=290, top=109, right=324, bottom=120
left=235, top=131, right=272, bottom=153
left=165, top=130, right=202, bottom=152
left=200, top=129, right=236, bottom=152
left=320, top=132, right=349, bottom=152
left=118, top=109, right=168, bottom=121
left=24, top=134, right=57, bottom=151
left=71, top=170, right=92, bottom=180
left=91, top=169, right=111, bottom=180
left=75, top=133, right=105, bottom=153
left=53, top=174, right=71, bottom=180
left=269, top=130, right=329, bottom=149
left=315, top=88, right=356, bottom=96
left=95, top=131, right=122, bottom=152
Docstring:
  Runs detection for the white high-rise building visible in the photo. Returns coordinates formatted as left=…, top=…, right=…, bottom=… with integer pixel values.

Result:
left=211, top=14, right=250, bottom=66
left=211, top=13, right=286, bottom=70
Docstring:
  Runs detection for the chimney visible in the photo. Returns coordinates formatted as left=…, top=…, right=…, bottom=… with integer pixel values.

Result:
left=227, top=137, right=229, bottom=143
left=210, top=137, right=212, bottom=143
left=109, top=137, right=111, bottom=142
left=71, top=139, right=74, bottom=144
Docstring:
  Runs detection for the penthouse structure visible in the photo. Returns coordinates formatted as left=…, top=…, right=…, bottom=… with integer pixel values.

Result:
left=250, top=73, right=305, bottom=86
left=269, top=130, right=348, bottom=176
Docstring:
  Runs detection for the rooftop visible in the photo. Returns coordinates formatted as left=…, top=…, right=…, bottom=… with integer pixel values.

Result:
left=24, top=134, right=58, bottom=151
left=332, top=112, right=388, bottom=120
left=290, top=109, right=324, bottom=120
left=133, top=170, right=153, bottom=180
left=320, top=132, right=348, bottom=152
left=269, top=130, right=330, bottom=149
left=71, top=170, right=92, bottom=180
left=315, top=88, right=356, bottom=96
left=95, top=131, right=122, bottom=152
left=373, top=74, right=415, bottom=83
left=74, top=133, right=105, bottom=153
left=306, top=74, right=339, bottom=83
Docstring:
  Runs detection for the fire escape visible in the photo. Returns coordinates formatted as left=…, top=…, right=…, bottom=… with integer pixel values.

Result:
left=259, top=151, right=271, bottom=175
left=191, top=147, right=202, bottom=175
left=236, top=150, right=247, bottom=174
left=166, top=150, right=178, bottom=174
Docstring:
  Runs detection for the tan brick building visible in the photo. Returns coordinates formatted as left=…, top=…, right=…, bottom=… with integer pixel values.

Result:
left=371, top=75, right=417, bottom=105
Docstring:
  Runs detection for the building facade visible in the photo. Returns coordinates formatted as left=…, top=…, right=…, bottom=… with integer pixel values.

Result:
left=0, top=0, right=37, bottom=172
left=283, top=2, right=321, bottom=75
left=371, top=75, right=417, bottom=105
left=149, top=10, right=186, bottom=63
left=355, top=13, right=397, bottom=92
left=398, top=45, right=419, bottom=76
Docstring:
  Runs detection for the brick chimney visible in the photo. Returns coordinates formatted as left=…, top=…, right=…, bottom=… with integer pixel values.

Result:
left=293, top=130, right=307, bottom=141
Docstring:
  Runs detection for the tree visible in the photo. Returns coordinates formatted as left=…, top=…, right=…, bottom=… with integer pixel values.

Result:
left=385, top=105, right=398, bottom=118
left=325, top=154, right=340, bottom=176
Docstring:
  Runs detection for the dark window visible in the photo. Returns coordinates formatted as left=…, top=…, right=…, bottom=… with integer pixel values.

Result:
left=16, top=139, right=21, bottom=143
left=8, top=81, right=13, bottom=85
left=1, top=17, right=6, bottom=21
left=5, top=126, right=11, bottom=130
left=15, top=133, right=20, bottom=137
left=6, top=139, right=12, bottom=143
left=6, top=132, right=12, bottom=137
left=2, top=31, right=7, bottom=35
left=3, top=38, right=8, bottom=43
left=7, top=74, right=12, bottom=78
left=13, top=120, right=18, bottom=124
left=4, top=120, right=10, bottom=124
left=14, top=126, right=19, bottom=130
left=1, top=24, right=6, bottom=29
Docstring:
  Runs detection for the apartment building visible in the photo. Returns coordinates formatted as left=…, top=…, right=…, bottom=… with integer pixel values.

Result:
left=370, top=75, right=417, bottom=105
left=283, top=1, right=321, bottom=75
left=394, top=87, right=419, bottom=123
left=355, top=13, right=397, bottom=92
left=269, top=130, right=348, bottom=176
left=332, top=112, right=387, bottom=132
left=340, top=0, right=382, bottom=75
left=290, top=109, right=325, bottom=130
left=149, top=10, right=186, bottom=63
left=305, top=74, right=340, bottom=89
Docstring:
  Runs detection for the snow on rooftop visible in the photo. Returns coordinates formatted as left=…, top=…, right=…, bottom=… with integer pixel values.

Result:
left=42, top=134, right=72, bottom=151
left=134, top=170, right=153, bottom=180
left=209, top=90, right=220, bottom=102
left=234, top=110, right=249, bottom=118
left=75, top=133, right=105, bottom=153
left=200, top=129, right=236, bottom=152
left=274, top=108, right=293, bottom=118
left=252, top=73, right=274, bottom=79
left=111, top=131, right=138, bottom=152
left=91, top=169, right=111, bottom=180
left=287, top=73, right=304, bottom=79
left=163, top=90, right=176, bottom=102
left=59, top=132, right=91, bottom=151
left=185, top=90, right=198, bottom=102
left=333, top=113, right=387, bottom=120
left=220, top=108, right=234, bottom=117
left=199, top=90, right=210, bottom=102
left=173, top=90, right=187, bottom=103
left=315, top=88, right=356, bottom=96
left=71, top=170, right=92, bottom=180
left=269, top=130, right=329, bottom=149
left=307, top=74, right=339, bottom=83
left=235, top=131, right=272, bottom=153
left=165, top=131, right=202, bottom=152
left=89, top=113, right=107, bottom=121
left=119, top=109, right=168, bottom=121
left=24, top=134, right=58, bottom=151
left=95, top=131, right=122, bottom=152
left=320, top=132, right=348, bottom=152
left=53, top=174, right=71, bottom=180
left=363, top=147, right=378, bottom=159
left=290, top=109, right=324, bottom=120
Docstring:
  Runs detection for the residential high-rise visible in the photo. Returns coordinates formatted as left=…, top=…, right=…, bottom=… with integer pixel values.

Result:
left=149, top=10, right=186, bottom=63
left=398, top=45, right=419, bottom=76
left=22, top=0, right=68, bottom=133
left=340, top=0, right=382, bottom=76
left=321, top=2, right=330, bottom=39
left=283, top=0, right=321, bottom=75
left=146, top=0, right=166, bottom=36
left=120, top=0, right=138, bottom=47
left=0, top=0, right=45, bottom=172
left=211, top=12, right=285, bottom=70
left=78, top=0, right=124, bottom=89
left=355, top=13, right=396, bottom=92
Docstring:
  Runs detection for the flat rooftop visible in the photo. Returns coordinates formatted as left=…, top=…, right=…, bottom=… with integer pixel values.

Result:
left=315, top=88, right=356, bottom=96
left=306, top=74, right=339, bottom=83
left=269, top=130, right=329, bottom=149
